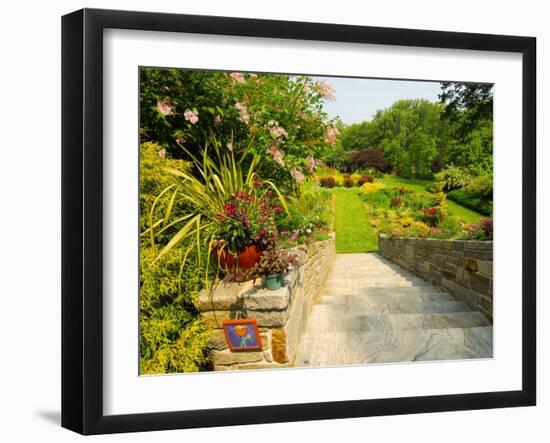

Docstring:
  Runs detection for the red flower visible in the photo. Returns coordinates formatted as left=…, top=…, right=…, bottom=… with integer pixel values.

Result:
left=224, top=202, right=237, bottom=217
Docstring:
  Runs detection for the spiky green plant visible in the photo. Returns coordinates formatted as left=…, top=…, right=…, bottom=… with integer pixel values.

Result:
left=143, top=138, right=287, bottom=285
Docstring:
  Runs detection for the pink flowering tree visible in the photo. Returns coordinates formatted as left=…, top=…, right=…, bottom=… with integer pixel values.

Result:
left=140, top=68, right=340, bottom=191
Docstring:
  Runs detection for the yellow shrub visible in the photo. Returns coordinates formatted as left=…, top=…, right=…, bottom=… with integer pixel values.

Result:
left=399, top=217, right=416, bottom=227
left=358, top=182, right=385, bottom=195
left=409, top=221, right=430, bottom=236
left=370, top=218, right=382, bottom=228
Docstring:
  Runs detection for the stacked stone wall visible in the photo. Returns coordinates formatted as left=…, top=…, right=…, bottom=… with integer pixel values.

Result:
left=378, top=235, right=493, bottom=322
left=198, top=234, right=336, bottom=370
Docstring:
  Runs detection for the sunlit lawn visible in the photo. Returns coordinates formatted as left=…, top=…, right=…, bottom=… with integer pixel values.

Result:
left=331, top=188, right=378, bottom=253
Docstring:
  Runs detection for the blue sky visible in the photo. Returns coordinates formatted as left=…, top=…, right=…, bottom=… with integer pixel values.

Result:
left=316, top=76, right=442, bottom=125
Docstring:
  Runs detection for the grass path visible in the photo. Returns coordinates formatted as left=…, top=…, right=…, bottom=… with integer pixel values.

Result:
left=380, top=175, right=483, bottom=224
left=332, top=188, right=378, bottom=253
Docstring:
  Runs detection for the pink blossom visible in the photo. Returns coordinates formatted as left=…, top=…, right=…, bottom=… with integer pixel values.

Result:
left=175, top=135, right=187, bottom=144
left=235, top=102, right=250, bottom=124
left=156, top=99, right=173, bottom=116
left=269, top=125, right=288, bottom=138
left=324, top=126, right=340, bottom=145
left=158, top=148, right=166, bottom=158
left=267, top=145, right=285, bottom=167
left=315, top=80, right=336, bottom=101
left=307, top=156, right=316, bottom=172
left=226, top=141, right=233, bottom=152
left=184, top=109, right=199, bottom=124
left=230, top=72, right=246, bottom=83
left=291, top=167, right=305, bottom=184
left=214, top=115, right=221, bottom=124
left=303, top=83, right=311, bottom=94
left=249, top=73, right=258, bottom=78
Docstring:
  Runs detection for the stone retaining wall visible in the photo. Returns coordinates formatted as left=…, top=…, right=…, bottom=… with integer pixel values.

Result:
left=378, top=235, right=493, bottom=322
left=198, top=233, right=335, bottom=371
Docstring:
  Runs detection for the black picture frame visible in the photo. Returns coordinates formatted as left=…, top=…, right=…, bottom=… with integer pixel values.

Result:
left=61, top=8, right=536, bottom=435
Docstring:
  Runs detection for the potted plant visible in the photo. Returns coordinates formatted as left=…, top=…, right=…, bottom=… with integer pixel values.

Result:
left=213, top=187, right=282, bottom=271
left=252, top=248, right=300, bottom=290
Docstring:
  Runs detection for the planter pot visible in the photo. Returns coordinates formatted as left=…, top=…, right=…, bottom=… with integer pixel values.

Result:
left=265, top=273, right=284, bottom=290
left=237, top=244, right=262, bottom=269
left=213, top=244, right=262, bottom=270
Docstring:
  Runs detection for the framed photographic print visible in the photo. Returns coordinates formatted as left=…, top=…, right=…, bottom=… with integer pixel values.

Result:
left=62, top=8, right=536, bottom=435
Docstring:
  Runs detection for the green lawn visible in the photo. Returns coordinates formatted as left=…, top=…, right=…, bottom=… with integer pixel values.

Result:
left=332, top=188, right=378, bottom=253
left=324, top=175, right=485, bottom=254
left=379, top=174, right=483, bottom=224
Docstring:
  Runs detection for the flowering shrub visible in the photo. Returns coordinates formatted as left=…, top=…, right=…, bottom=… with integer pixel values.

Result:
left=421, top=207, right=445, bottom=227
left=276, top=188, right=331, bottom=247
left=357, top=175, right=374, bottom=185
left=343, top=176, right=354, bottom=187
left=434, top=165, right=473, bottom=191
left=464, top=218, right=493, bottom=240
left=319, top=176, right=336, bottom=188
left=140, top=68, right=341, bottom=191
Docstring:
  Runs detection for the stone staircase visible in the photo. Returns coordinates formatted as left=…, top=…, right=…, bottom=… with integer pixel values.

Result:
left=295, top=253, right=493, bottom=367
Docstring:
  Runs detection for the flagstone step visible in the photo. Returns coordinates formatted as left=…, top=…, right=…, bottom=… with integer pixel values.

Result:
left=320, top=291, right=454, bottom=305
left=295, top=252, right=493, bottom=367
left=296, top=326, right=493, bottom=367
left=309, top=300, right=470, bottom=317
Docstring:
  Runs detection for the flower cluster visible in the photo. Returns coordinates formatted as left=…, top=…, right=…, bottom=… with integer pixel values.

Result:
left=267, top=145, right=285, bottom=167
left=291, top=167, right=305, bottom=184
left=324, top=126, right=340, bottom=145
left=268, top=120, right=288, bottom=138
left=235, top=102, right=250, bottom=124
left=156, top=99, right=173, bottom=116
left=183, top=108, right=199, bottom=124
left=465, top=218, right=493, bottom=240
left=230, top=72, right=246, bottom=83
left=307, top=156, right=316, bottom=173
left=421, top=207, right=445, bottom=227
left=315, top=80, right=336, bottom=101
left=216, top=186, right=284, bottom=253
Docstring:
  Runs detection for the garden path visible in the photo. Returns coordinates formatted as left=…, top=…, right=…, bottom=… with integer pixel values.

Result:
left=295, top=253, right=492, bottom=366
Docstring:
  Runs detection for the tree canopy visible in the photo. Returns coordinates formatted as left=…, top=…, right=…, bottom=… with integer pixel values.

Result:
left=334, top=84, right=493, bottom=178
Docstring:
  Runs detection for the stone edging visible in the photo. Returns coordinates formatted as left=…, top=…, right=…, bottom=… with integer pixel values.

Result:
left=378, top=235, right=493, bottom=322
left=198, top=233, right=336, bottom=371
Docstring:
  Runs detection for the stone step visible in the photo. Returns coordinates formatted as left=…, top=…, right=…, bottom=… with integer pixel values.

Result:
left=320, top=291, right=454, bottom=305
left=306, top=307, right=488, bottom=333
left=320, top=286, right=445, bottom=298
left=354, top=311, right=490, bottom=331
left=296, top=326, right=493, bottom=367
left=312, top=295, right=471, bottom=321
left=349, top=327, right=493, bottom=364
left=326, top=272, right=418, bottom=281
left=324, top=279, right=432, bottom=289
left=305, top=302, right=474, bottom=334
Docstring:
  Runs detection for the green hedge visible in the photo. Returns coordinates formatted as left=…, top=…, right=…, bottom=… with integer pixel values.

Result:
left=447, top=189, right=492, bottom=216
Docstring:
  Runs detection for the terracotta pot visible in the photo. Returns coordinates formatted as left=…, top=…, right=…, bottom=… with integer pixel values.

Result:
left=237, top=244, right=262, bottom=269
left=213, top=244, right=262, bottom=270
